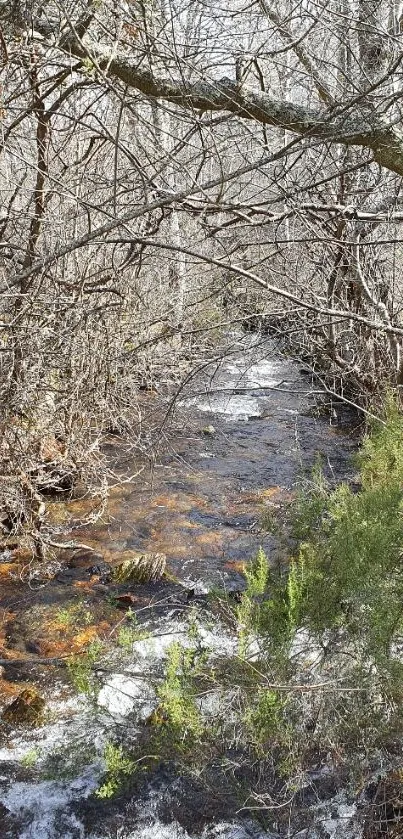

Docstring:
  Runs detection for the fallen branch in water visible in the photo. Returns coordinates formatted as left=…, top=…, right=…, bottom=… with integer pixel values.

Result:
left=0, top=536, right=94, bottom=554
left=38, top=538, right=96, bottom=552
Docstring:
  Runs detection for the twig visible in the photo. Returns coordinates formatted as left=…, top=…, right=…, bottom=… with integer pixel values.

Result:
left=38, top=538, right=96, bottom=551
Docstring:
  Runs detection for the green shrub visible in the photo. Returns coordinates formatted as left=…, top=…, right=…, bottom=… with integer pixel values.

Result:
left=96, top=743, right=135, bottom=799
left=67, top=640, right=103, bottom=695
left=157, top=641, right=205, bottom=750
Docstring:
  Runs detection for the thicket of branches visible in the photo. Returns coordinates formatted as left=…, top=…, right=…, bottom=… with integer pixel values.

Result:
left=1, top=0, right=403, bottom=546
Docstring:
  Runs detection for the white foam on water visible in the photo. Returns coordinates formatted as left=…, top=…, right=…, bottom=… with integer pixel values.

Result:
left=1, top=767, right=98, bottom=839
left=317, top=803, right=358, bottom=839
left=294, top=797, right=359, bottom=839
left=196, top=620, right=238, bottom=657
left=130, top=614, right=236, bottom=665
left=181, top=351, right=298, bottom=420
left=131, top=622, right=188, bottom=662
left=113, top=821, right=190, bottom=839
left=235, top=360, right=288, bottom=389
left=289, top=627, right=323, bottom=670
left=100, top=818, right=275, bottom=839
left=88, top=783, right=274, bottom=838
left=94, top=612, right=237, bottom=722
left=0, top=695, right=98, bottom=765
left=185, top=393, right=263, bottom=420
left=202, top=826, right=276, bottom=839
left=181, top=577, right=210, bottom=595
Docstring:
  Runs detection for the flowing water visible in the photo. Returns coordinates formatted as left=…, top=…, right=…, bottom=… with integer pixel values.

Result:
left=0, top=336, right=361, bottom=838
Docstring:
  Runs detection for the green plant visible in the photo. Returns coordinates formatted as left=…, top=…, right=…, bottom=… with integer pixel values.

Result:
left=157, top=641, right=205, bottom=749
left=358, top=395, right=403, bottom=489
left=95, top=742, right=135, bottom=799
left=115, top=610, right=150, bottom=650
left=116, top=624, right=148, bottom=649
left=81, top=57, right=97, bottom=77
left=243, top=546, right=269, bottom=596
left=20, top=748, right=39, bottom=768
left=236, top=547, right=293, bottom=658
left=55, top=601, right=93, bottom=628
left=116, top=625, right=136, bottom=650
left=286, top=552, right=306, bottom=631
left=244, top=688, right=289, bottom=753
left=100, top=402, right=403, bottom=820
left=291, top=458, right=330, bottom=543
left=67, top=640, right=103, bottom=695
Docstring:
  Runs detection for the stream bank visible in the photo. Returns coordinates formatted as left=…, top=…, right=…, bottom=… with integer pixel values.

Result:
left=0, top=336, right=360, bottom=838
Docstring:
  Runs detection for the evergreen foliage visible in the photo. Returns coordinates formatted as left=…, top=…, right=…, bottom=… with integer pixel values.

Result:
left=96, top=743, right=136, bottom=799
left=157, top=641, right=205, bottom=749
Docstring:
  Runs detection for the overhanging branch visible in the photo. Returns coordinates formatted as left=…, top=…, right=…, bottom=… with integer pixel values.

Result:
left=4, top=3, right=403, bottom=176
left=58, top=39, right=403, bottom=177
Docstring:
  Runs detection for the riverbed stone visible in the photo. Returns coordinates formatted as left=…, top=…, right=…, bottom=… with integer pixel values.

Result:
left=68, top=551, right=105, bottom=569
left=112, top=551, right=166, bottom=584
left=114, top=592, right=138, bottom=608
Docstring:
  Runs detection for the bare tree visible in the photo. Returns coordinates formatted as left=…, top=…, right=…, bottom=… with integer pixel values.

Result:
left=1, top=0, right=403, bottom=549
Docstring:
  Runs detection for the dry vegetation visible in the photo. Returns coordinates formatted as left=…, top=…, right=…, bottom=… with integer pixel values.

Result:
left=0, top=0, right=403, bottom=547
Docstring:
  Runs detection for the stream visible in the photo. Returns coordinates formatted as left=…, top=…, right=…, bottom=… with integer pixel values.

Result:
left=0, top=336, right=361, bottom=838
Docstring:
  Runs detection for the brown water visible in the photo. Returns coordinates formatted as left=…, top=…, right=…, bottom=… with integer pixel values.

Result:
left=0, top=337, right=361, bottom=839
left=51, top=340, right=358, bottom=586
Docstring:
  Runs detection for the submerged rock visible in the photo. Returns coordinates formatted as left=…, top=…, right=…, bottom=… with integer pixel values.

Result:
left=3, top=687, right=45, bottom=726
left=114, top=592, right=138, bottom=608
left=68, top=551, right=105, bottom=569
left=113, top=551, right=166, bottom=584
